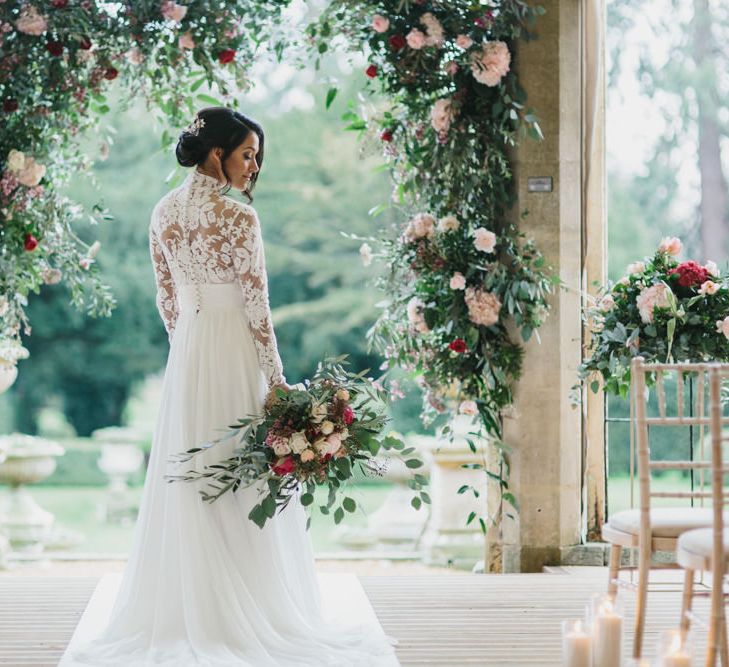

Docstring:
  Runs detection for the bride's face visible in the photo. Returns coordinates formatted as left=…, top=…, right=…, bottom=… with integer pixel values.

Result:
left=223, top=131, right=260, bottom=192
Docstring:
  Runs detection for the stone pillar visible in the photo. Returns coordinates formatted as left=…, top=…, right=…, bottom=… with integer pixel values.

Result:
left=501, top=0, right=585, bottom=572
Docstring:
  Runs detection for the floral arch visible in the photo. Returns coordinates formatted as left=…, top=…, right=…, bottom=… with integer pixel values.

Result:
left=0, top=0, right=551, bottom=534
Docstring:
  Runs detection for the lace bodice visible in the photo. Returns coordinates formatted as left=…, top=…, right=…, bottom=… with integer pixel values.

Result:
left=149, top=168, right=285, bottom=389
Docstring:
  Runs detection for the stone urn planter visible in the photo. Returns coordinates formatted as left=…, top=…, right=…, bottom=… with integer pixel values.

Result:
left=420, top=414, right=491, bottom=570
left=365, top=435, right=432, bottom=552
left=93, top=427, right=144, bottom=525
left=0, top=433, right=65, bottom=554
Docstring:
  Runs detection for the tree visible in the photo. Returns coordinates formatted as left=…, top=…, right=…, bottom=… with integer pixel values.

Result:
left=608, top=0, right=729, bottom=264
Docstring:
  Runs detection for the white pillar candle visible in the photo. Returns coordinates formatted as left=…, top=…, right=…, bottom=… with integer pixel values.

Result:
left=562, top=619, right=592, bottom=667
left=659, top=628, right=692, bottom=667
left=593, top=610, right=623, bottom=667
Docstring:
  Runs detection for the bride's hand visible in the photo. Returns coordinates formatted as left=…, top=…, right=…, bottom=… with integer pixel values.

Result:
left=265, top=382, right=290, bottom=409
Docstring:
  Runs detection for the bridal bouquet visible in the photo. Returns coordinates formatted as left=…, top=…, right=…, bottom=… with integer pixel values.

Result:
left=578, top=237, right=729, bottom=396
left=167, top=355, right=429, bottom=529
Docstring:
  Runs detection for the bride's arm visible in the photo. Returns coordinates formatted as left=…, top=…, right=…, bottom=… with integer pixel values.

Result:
left=149, top=228, right=178, bottom=341
left=226, top=203, right=287, bottom=391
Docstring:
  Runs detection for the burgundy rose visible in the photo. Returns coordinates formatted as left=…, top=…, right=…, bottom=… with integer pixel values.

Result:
left=365, top=64, right=377, bottom=79
left=448, top=338, right=467, bottom=353
left=380, top=129, right=393, bottom=142
left=3, top=99, right=18, bottom=113
left=389, top=34, right=406, bottom=50
left=103, top=67, right=118, bottom=80
left=52, top=0, right=69, bottom=7
left=343, top=405, right=354, bottom=425
left=24, top=234, right=38, bottom=252
left=79, top=36, right=92, bottom=50
left=271, top=456, right=295, bottom=476
left=668, top=260, right=709, bottom=288
left=218, top=48, right=236, bottom=64
left=46, top=40, right=64, bottom=57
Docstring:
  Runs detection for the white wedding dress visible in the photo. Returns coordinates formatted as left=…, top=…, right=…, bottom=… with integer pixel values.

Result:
left=69, top=168, right=398, bottom=666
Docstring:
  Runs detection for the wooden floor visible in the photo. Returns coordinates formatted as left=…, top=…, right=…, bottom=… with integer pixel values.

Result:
left=0, top=566, right=716, bottom=666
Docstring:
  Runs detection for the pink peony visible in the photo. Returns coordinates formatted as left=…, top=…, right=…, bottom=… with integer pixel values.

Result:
left=455, top=34, right=473, bottom=49
left=459, top=400, right=478, bottom=415
left=464, top=287, right=501, bottom=327
left=371, top=14, right=389, bottom=33
left=699, top=280, right=720, bottom=296
left=406, top=28, right=427, bottom=50
left=430, top=98, right=455, bottom=133
left=178, top=31, right=195, bottom=49
left=470, top=41, right=511, bottom=87
left=658, top=236, right=682, bottom=256
left=636, top=283, right=671, bottom=324
left=473, top=228, right=497, bottom=253
left=16, top=4, right=47, bottom=36
left=450, top=272, right=466, bottom=290
left=161, top=0, right=187, bottom=23
left=716, top=317, right=729, bottom=340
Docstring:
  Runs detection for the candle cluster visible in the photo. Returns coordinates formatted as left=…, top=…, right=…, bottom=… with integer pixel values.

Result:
left=562, top=597, right=693, bottom=666
left=561, top=594, right=622, bottom=667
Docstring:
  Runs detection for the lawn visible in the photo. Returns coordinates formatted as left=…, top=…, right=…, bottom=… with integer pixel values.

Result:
left=3, top=483, right=395, bottom=556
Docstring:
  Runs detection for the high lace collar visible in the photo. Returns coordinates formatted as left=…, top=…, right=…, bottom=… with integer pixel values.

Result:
left=185, top=168, right=224, bottom=198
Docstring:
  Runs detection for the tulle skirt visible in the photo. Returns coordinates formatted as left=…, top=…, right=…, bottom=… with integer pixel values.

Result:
left=70, top=282, right=398, bottom=666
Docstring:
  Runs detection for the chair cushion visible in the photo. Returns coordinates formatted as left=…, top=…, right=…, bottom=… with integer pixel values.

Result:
left=606, top=507, right=714, bottom=538
left=677, top=527, right=729, bottom=560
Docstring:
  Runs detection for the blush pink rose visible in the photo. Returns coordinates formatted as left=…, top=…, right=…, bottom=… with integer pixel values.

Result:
left=459, top=400, right=478, bottom=415
left=473, top=228, right=497, bottom=253
left=161, top=1, right=187, bottom=23
left=371, top=14, right=389, bottom=33
left=430, top=98, right=455, bottom=133
left=450, top=272, right=466, bottom=290
left=455, top=34, right=473, bottom=49
left=658, top=236, right=682, bottom=256
left=717, top=316, right=729, bottom=339
left=464, top=287, right=501, bottom=327
left=300, top=449, right=315, bottom=463
left=178, top=31, right=195, bottom=49
left=406, top=28, right=427, bottom=50
left=16, top=4, right=47, bottom=35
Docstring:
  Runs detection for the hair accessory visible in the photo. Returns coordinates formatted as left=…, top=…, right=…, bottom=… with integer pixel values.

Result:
left=185, top=116, right=205, bottom=136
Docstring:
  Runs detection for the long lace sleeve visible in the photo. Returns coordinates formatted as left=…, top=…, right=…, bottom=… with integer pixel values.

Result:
left=149, top=228, right=178, bottom=341
left=226, top=203, right=286, bottom=390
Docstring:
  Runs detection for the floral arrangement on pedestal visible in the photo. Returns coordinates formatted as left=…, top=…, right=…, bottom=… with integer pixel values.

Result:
left=0, top=0, right=290, bottom=354
left=578, top=236, right=729, bottom=397
left=307, top=1, right=553, bottom=535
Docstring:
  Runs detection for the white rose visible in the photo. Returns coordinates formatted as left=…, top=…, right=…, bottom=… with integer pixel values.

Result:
left=437, top=215, right=460, bottom=232
left=7, top=150, right=26, bottom=173
left=273, top=441, right=291, bottom=456
left=310, top=403, right=328, bottom=424
left=716, top=316, right=729, bottom=339
left=289, top=431, right=309, bottom=454
left=320, top=420, right=334, bottom=435
left=459, top=400, right=478, bottom=415
left=705, top=260, right=719, bottom=277
left=340, top=428, right=349, bottom=440
left=699, top=280, right=720, bottom=296
left=359, top=243, right=372, bottom=267
left=627, top=261, right=645, bottom=275
left=124, top=47, right=145, bottom=65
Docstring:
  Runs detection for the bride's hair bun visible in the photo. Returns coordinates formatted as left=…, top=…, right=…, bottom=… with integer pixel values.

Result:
left=175, top=132, right=206, bottom=168
left=173, top=107, right=266, bottom=201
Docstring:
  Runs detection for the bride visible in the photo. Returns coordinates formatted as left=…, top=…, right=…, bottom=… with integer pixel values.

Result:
left=70, top=107, right=398, bottom=666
